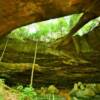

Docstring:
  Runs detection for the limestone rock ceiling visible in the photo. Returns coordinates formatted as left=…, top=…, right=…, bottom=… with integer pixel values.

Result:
left=0, top=0, right=100, bottom=36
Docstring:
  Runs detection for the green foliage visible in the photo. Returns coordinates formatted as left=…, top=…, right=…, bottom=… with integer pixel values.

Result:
left=70, top=82, right=100, bottom=100
left=16, top=85, right=65, bottom=100
left=16, top=85, right=23, bottom=92
left=8, top=14, right=82, bottom=41
left=75, top=16, right=100, bottom=36
left=9, top=27, right=29, bottom=40
left=0, top=79, right=4, bottom=100
left=0, top=95, right=4, bottom=100
left=47, top=85, right=59, bottom=94
left=0, top=80, right=100, bottom=100
left=18, top=86, right=37, bottom=100
left=8, top=14, right=100, bottom=41
left=64, top=13, right=83, bottom=33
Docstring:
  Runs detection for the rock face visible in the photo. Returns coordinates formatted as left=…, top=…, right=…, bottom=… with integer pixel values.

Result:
left=0, top=0, right=100, bottom=36
left=0, top=26, right=100, bottom=87
left=0, top=0, right=100, bottom=88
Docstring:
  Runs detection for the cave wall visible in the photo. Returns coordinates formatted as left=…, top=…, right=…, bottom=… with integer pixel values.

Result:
left=0, top=0, right=100, bottom=36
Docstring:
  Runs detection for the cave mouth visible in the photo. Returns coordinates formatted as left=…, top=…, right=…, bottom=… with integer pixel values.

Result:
left=8, top=13, right=100, bottom=43
left=0, top=13, right=100, bottom=85
left=8, top=13, right=83, bottom=42
left=0, top=0, right=100, bottom=99
left=0, top=13, right=100, bottom=100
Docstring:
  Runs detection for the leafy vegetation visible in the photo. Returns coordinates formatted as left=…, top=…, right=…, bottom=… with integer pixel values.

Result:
left=0, top=79, right=66, bottom=100
left=0, top=79, right=100, bottom=100
left=8, top=14, right=82, bottom=41
left=75, top=17, right=100, bottom=36
left=8, top=14, right=100, bottom=42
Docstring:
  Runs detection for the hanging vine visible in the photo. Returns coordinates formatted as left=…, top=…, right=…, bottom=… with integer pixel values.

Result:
left=0, top=38, right=9, bottom=62
left=30, top=40, right=38, bottom=87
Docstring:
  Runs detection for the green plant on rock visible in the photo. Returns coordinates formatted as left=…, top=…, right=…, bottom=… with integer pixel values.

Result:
left=16, top=85, right=23, bottom=92
left=47, top=85, right=59, bottom=100
left=19, top=86, right=37, bottom=100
